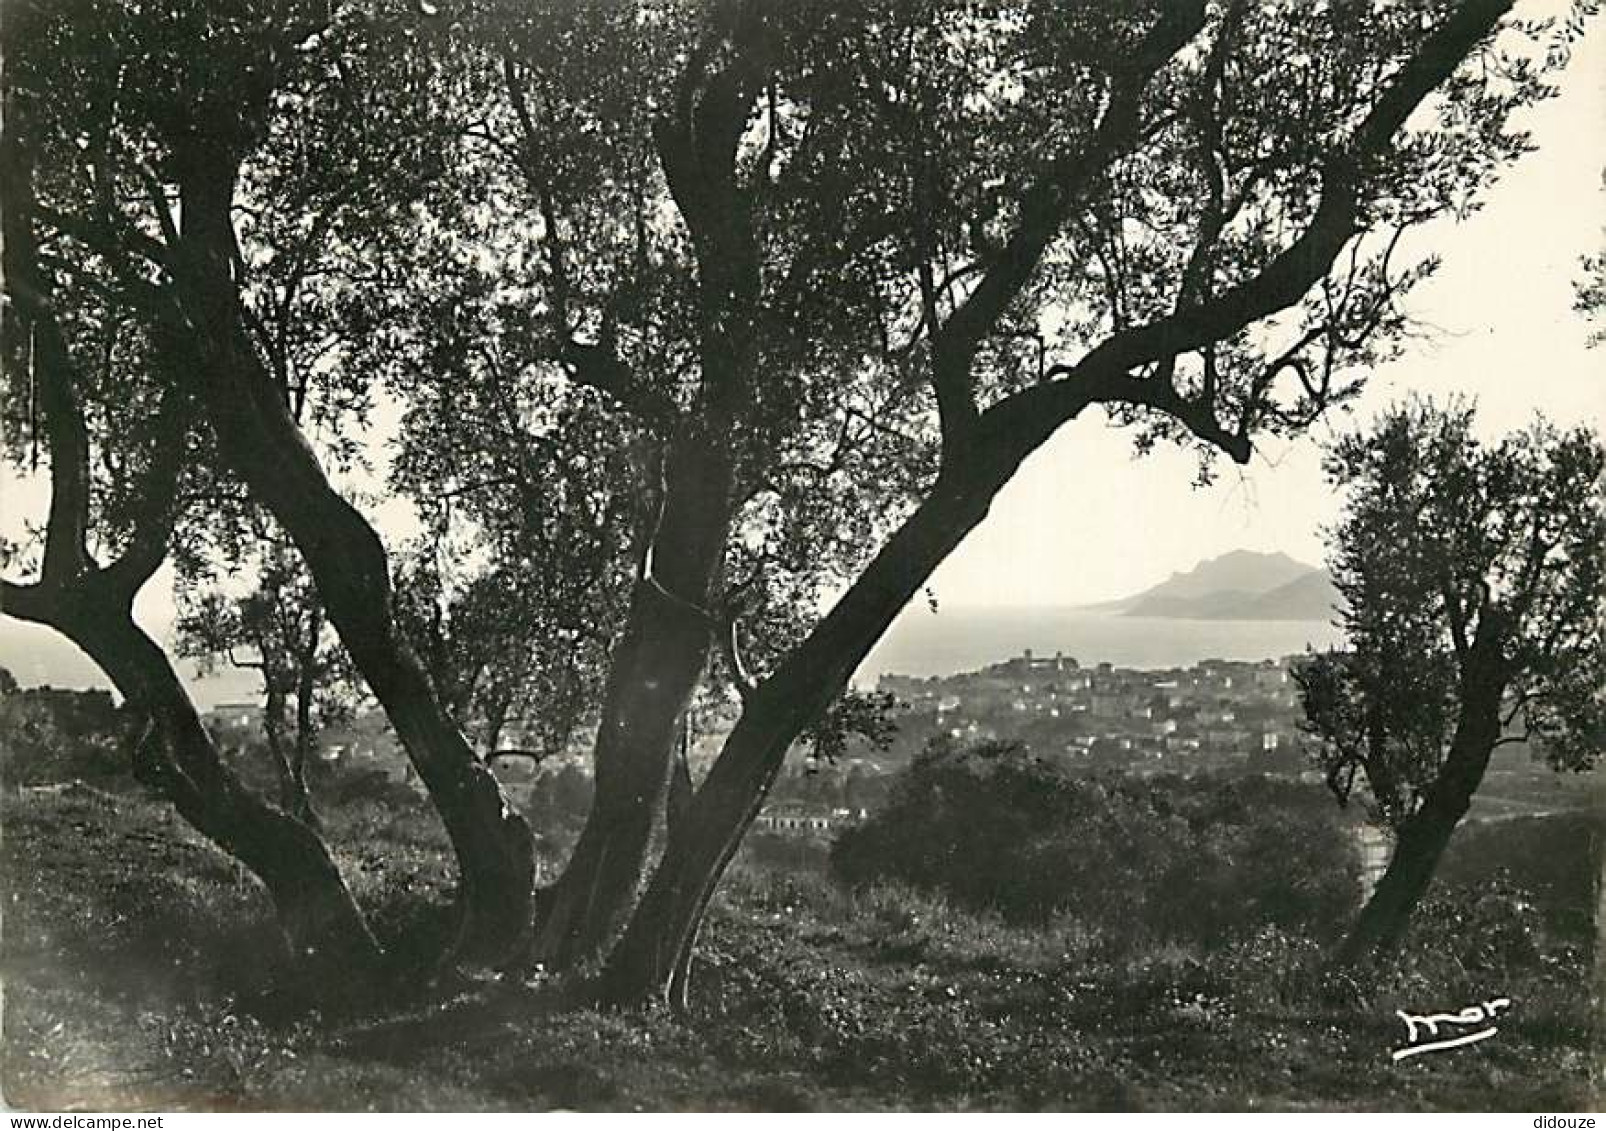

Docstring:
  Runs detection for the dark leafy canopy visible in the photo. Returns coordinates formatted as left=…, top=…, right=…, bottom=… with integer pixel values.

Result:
left=381, top=0, right=1576, bottom=679
left=0, top=0, right=412, bottom=578
left=1, top=0, right=627, bottom=742
left=1295, top=401, right=1606, bottom=828
left=0, top=111, right=200, bottom=589
left=390, top=546, right=621, bottom=759
left=7, top=0, right=1578, bottom=689
left=384, top=283, right=640, bottom=755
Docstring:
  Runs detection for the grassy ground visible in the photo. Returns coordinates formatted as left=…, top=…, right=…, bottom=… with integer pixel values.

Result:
left=1, top=786, right=1597, bottom=1111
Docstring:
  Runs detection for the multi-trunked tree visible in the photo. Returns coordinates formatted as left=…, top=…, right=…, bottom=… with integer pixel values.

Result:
left=2, top=0, right=1585, bottom=1004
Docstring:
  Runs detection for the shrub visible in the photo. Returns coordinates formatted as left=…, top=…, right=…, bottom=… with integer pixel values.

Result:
left=831, top=738, right=1360, bottom=949
left=1412, top=871, right=1546, bottom=975
left=1439, top=811, right=1602, bottom=942
left=0, top=685, right=129, bottom=785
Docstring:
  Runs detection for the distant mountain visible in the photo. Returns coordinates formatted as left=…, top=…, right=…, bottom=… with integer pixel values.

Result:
left=1237, top=569, right=1341, bottom=621
left=1095, top=550, right=1337, bottom=621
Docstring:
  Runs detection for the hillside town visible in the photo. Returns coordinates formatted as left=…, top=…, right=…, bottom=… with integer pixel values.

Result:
left=874, top=650, right=1308, bottom=776
left=743, top=651, right=1317, bottom=838
left=187, top=650, right=1315, bottom=841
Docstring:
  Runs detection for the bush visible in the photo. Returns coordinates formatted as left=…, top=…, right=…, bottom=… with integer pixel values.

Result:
left=831, top=738, right=1360, bottom=949
left=320, top=763, right=426, bottom=811
left=0, top=686, right=129, bottom=785
left=1412, top=872, right=1546, bottom=975
left=1439, top=811, right=1602, bottom=942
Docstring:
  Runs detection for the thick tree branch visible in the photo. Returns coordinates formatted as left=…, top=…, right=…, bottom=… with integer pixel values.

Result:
left=653, top=2, right=770, bottom=428
left=502, top=57, right=675, bottom=427
left=1175, top=0, right=1246, bottom=307
left=561, top=340, right=678, bottom=425
left=2, top=109, right=93, bottom=583
left=929, top=1, right=1209, bottom=455
left=977, top=0, right=1513, bottom=469
left=1071, top=0, right=1513, bottom=381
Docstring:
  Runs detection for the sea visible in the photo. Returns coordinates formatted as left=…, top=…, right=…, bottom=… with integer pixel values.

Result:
left=2, top=604, right=1347, bottom=707
left=855, top=605, right=1346, bottom=683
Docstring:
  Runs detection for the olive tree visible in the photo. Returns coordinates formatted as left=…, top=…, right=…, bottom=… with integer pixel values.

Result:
left=0, top=72, right=382, bottom=978
left=176, top=530, right=361, bottom=828
left=1296, top=401, right=1604, bottom=963
left=6, top=0, right=1590, bottom=1002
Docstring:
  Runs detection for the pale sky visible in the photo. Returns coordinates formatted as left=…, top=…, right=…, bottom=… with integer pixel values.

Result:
left=2, top=7, right=1602, bottom=655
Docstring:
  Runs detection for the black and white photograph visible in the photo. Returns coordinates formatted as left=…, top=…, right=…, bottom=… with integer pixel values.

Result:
left=0, top=0, right=1601, bottom=1115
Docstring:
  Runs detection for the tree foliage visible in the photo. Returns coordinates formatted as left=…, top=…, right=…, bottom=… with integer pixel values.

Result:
left=175, top=527, right=362, bottom=820
left=1296, top=400, right=1605, bottom=827
left=390, top=0, right=1574, bottom=664
left=5, top=0, right=1596, bottom=994
left=178, top=538, right=359, bottom=732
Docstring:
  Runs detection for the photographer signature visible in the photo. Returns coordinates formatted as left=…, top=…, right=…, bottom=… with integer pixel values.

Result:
left=1391, top=996, right=1510, bottom=1061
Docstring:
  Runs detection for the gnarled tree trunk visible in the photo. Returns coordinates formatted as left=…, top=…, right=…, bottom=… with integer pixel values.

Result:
left=0, top=99, right=383, bottom=989
left=170, top=155, right=535, bottom=968
left=1337, top=659, right=1506, bottom=965
left=539, top=25, right=772, bottom=978
left=4, top=581, right=383, bottom=988
left=533, top=436, right=733, bottom=968
left=599, top=464, right=1008, bottom=1005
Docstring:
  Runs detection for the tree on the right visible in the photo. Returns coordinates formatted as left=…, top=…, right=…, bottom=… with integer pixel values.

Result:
left=1295, top=400, right=1604, bottom=965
